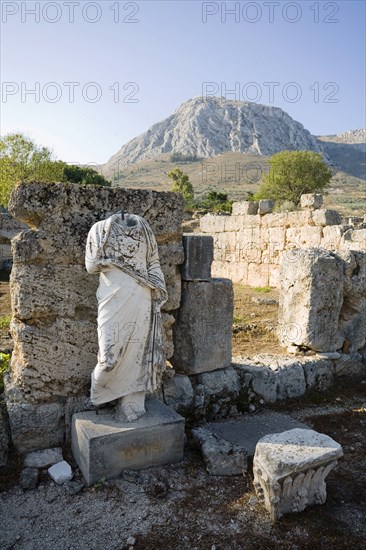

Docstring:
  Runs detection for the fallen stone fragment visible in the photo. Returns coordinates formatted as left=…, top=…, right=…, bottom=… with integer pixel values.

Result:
left=192, top=427, right=247, bottom=476
left=20, top=467, right=39, bottom=490
left=253, top=428, right=343, bottom=521
left=63, top=480, right=84, bottom=495
left=24, top=447, right=63, bottom=469
left=48, top=460, right=73, bottom=484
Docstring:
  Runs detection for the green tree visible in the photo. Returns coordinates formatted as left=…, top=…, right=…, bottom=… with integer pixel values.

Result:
left=202, top=191, right=233, bottom=213
left=62, top=165, right=111, bottom=187
left=255, top=151, right=333, bottom=206
left=0, top=133, right=65, bottom=206
left=0, top=133, right=112, bottom=206
left=168, top=168, right=194, bottom=201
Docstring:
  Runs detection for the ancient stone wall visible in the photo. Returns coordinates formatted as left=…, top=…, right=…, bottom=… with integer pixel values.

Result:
left=0, top=212, right=27, bottom=271
left=200, top=201, right=366, bottom=288
left=5, top=182, right=184, bottom=452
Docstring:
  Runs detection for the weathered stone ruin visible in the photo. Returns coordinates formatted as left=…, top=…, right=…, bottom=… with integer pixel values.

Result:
left=5, top=182, right=184, bottom=453
left=1, top=184, right=364, bottom=523
left=0, top=210, right=27, bottom=275
left=200, top=197, right=366, bottom=287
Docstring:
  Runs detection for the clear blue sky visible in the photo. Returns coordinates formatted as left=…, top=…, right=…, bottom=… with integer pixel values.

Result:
left=1, top=0, right=365, bottom=165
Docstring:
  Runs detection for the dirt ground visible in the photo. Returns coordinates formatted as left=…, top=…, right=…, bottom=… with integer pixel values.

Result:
left=0, top=383, right=365, bottom=550
left=232, top=284, right=284, bottom=356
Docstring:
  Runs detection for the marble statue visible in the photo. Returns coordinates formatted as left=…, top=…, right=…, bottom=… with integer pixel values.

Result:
left=85, top=211, right=167, bottom=422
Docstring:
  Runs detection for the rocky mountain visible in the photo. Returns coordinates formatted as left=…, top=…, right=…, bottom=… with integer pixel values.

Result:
left=104, top=97, right=324, bottom=174
left=317, top=129, right=365, bottom=180
left=317, top=129, right=366, bottom=144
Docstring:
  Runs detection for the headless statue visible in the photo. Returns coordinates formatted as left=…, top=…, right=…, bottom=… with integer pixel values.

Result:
left=85, top=211, right=167, bottom=422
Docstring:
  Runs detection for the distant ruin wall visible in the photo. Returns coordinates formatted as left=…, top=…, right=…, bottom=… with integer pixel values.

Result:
left=5, top=182, right=184, bottom=452
left=200, top=203, right=366, bottom=288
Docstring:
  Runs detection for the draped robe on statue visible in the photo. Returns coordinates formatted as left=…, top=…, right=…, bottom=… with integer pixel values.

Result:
left=85, top=213, right=167, bottom=406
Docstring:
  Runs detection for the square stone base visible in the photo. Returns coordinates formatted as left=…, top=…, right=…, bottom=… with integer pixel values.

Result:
left=72, top=398, right=185, bottom=486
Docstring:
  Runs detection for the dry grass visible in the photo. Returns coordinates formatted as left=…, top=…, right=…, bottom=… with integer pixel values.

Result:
left=232, top=284, right=284, bottom=356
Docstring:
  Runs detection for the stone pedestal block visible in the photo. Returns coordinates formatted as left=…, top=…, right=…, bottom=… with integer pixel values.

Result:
left=71, top=398, right=185, bottom=486
left=253, top=428, right=343, bottom=521
left=181, top=235, right=214, bottom=281
left=278, top=249, right=344, bottom=351
left=171, top=279, right=233, bottom=375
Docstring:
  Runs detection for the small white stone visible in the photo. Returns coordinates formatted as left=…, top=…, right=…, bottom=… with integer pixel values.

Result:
left=48, top=461, right=73, bottom=485
left=126, top=536, right=136, bottom=546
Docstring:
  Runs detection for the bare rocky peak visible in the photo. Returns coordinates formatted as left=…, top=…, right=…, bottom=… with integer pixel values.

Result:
left=317, top=129, right=366, bottom=144
left=104, top=97, right=323, bottom=170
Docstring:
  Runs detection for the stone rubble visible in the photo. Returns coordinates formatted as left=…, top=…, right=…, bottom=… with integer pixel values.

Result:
left=192, top=427, right=247, bottom=476
left=24, top=447, right=63, bottom=469
left=48, top=460, right=73, bottom=485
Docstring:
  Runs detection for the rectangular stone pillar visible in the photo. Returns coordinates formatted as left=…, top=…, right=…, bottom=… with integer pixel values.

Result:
left=172, top=278, right=233, bottom=375
left=181, top=235, right=214, bottom=281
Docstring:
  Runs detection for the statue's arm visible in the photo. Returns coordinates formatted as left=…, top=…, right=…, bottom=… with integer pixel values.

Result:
left=85, top=223, right=107, bottom=274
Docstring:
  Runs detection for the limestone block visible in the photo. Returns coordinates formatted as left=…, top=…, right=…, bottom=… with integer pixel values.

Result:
left=232, top=201, right=258, bottom=215
left=247, top=263, right=269, bottom=287
left=216, top=232, right=236, bottom=262
left=321, top=225, right=344, bottom=250
left=268, top=265, right=280, bottom=288
left=253, top=428, right=343, bottom=521
left=258, top=200, right=274, bottom=215
left=286, top=211, right=313, bottom=227
left=278, top=249, right=344, bottom=351
left=260, top=213, right=287, bottom=228
left=211, top=260, right=231, bottom=280
left=268, top=227, right=286, bottom=251
left=200, top=214, right=226, bottom=234
left=235, top=363, right=277, bottom=403
left=340, top=229, right=366, bottom=252
left=272, top=361, right=306, bottom=399
left=241, top=214, right=261, bottom=229
left=197, top=367, right=240, bottom=397
left=162, top=313, right=175, bottom=359
left=229, top=262, right=248, bottom=285
left=302, top=359, right=334, bottom=391
left=48, top=461, right=73, bottom=484
left=10, top=263, right=98, bottom=320
left=181, top=235, right=214, bottom=281
left=334, top=353, right=365, bottom=380
left=24, top=447, right=63, bottom=468
left=8, top=318, right=98, bottom=401
left=0, top=212, right=27, bottom=242
left=300, top=194, right=323, bottom=210
left=72, top=398, right=185, bottom=485
left=311, top=209, right=342, bottom=227
left=192, top=427, right=247, bottom=475
left=285, top=227, right=301, bottom=248
left=7, top=401, right=64, bottom=453
left=225, top=215, right=245, bottom=232
left=160, top=264, right=181, bottom=312
left=172, top=279, right=233, bottom=375
left=9, top=182, right=184, bottom=240
left=338, top=251, right=366, bottom=352
left=162, top=374, right=194, bottom=413
left=299, top=227, right=323, bottom=247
